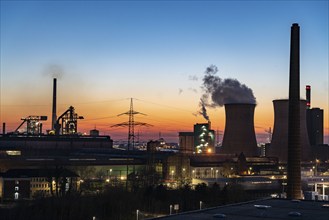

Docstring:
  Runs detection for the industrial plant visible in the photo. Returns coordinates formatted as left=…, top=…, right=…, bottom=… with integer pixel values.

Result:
left=0, top=23, right=328, bottom=220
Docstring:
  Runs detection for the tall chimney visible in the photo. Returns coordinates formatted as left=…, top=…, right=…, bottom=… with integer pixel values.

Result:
left=52, top=78, right=57, bottom=130
left=2, top=122, right=5, bottom=135
left=287, top=23, right=302, bottom=199
left=306, top=85, right=311, bottom=109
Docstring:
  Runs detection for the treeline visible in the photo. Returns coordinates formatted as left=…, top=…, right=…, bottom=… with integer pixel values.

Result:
left=0, top=183, right=270, bottom=220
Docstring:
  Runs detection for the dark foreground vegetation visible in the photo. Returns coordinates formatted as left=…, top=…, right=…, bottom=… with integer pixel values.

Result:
left=0, top=183, right=274, bottom=220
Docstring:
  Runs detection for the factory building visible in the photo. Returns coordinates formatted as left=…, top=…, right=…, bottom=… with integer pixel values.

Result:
left=307, top=108, right=324, bottom=146
left=90, top=128, right=100, bottom=137
left=0, top=135, right=113, bottom=156
left=0, top=168, right=79, bottom=201
left=0, top=77, right=113, bottom=157
left=305, top=85, right=324, bottom=146
left=193, top=123, right=215, bottom=154
left=178, top=132, right=194, bottom=155
left=178, top=122, right=214, bottom=154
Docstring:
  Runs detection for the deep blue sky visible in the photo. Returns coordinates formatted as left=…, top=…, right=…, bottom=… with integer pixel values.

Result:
left=1, top=0, right=328, bottom=142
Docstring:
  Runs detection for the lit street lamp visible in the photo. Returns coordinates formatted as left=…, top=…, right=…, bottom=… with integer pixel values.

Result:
left=248, top=167, right=253, bottom=175
left=315, top=159, right=320, bottom=176
left=282, top=175, right=287, bottom=194
left=107, top=168, right=113, bottom=183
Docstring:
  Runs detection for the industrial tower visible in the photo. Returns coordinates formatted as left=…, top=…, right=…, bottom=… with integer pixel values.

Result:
left=287, top=23, right=302, bottom=200
left=111, top=98, right=152, bottom=150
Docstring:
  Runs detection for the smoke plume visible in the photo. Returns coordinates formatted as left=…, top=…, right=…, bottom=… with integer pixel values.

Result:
left=201, top=65, right=256, bottom=107
left=188, top=88, right=198, bottom=93
left=43, top=64, right=64, bottom=79
left=199, top=98, right=210, bottom=121
left=189, top=75, right=198, bottom=81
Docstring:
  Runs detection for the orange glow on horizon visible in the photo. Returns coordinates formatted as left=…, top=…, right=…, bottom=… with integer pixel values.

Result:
left=1, top=97, right=328, bottom=144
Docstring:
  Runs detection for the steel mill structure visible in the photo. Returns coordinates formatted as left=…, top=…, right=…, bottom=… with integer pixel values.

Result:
left=220, top=103, right=258, bottom=157
left=268, top=99, right=311, bottom=162
left=15, top=116, right=47, bottom=135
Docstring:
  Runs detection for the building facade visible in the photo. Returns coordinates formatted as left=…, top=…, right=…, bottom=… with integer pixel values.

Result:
left=179, top=132, right=194, bottom=155
left=0, top=169, right=79, bottom=201
left=307, top=108, right=324, bottom=146
left=193, top=123, right=215, bottom=154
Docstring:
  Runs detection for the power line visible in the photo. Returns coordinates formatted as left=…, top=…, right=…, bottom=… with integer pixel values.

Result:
left=134, top=98, right=197, bottom=114
left=111, top=98, right=152, bottom=151
left=82, top=115, right=117, bottom=121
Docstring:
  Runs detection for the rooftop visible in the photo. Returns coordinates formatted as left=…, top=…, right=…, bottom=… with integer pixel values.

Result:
left=0, top=168, right=79, bottom=178
left=150, top=198, right=329, bottom=220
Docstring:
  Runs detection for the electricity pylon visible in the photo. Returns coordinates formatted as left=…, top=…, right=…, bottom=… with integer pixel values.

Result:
left=111, top=98, right=152, bottom=150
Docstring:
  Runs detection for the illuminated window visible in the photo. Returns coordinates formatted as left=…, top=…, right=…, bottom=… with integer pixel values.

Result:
left=6, top=150, right=21, bottom=156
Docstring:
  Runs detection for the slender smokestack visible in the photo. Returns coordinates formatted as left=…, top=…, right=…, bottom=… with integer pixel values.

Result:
left=52, top=78, right=57, bottom=130
left=287, top=23, right=302, bottom=199
left=306, top=85, right=311, bottom=109
left=2, top=122, right=5, bottom=135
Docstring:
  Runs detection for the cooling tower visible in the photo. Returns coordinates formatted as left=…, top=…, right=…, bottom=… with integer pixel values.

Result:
left=269, top=99, right=311, bottom=162
left=220, top=103, right=258, bottom=157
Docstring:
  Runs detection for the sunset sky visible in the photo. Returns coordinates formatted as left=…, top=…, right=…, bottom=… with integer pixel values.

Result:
left=1, top=1, right=328, bottom=143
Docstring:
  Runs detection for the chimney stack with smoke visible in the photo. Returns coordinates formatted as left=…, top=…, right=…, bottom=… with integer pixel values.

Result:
left=199, top=98, right=210, bottom=121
